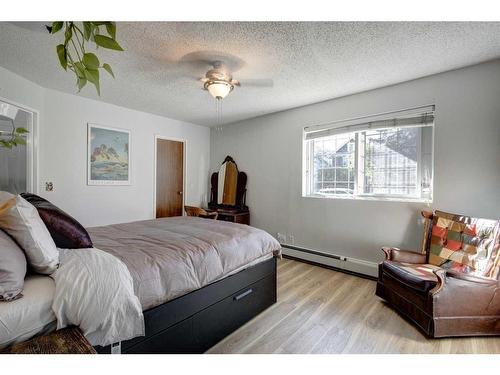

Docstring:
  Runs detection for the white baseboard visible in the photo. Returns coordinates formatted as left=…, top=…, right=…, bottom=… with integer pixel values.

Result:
left=281, top=245, right=379, bottom=278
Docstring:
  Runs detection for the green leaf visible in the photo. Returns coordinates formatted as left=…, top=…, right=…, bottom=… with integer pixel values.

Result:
left=84, top=68, right=100, bottom=95
left=52, top=22, right=63, bottom=34
left=83, top=52, right=100, bottom=70
left=94, top=34, right=124, bottom=51
left=105, top=22, right=116, bottom=39
left=56, top=44, right=67, bottom=70
left=74, top=62, right=86, bottom=78
left=1, top=141, right=13, bottom=149
left=15, top=127, right=29, bottom=134
left=91, top=80, right=100, bottom=96
left=102, top=63, right=115, bottom=78
left=83, top=22, right=92, bottom=40
left=84, top=68, right=99, bottom=84
left=91, top=22, right=110, bottom=26
left=13, top=136, right=26, bottom=145
left=77, top=77, right=87, bottom=91
left=64, top=25, right=73, bottom=46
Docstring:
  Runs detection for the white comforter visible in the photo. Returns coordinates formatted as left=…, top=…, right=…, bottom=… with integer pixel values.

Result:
left=51, top=248, right=144, bottom=346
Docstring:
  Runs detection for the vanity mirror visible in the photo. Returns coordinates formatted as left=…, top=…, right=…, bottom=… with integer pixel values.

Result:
left=208, top=156, right=249, bottom=224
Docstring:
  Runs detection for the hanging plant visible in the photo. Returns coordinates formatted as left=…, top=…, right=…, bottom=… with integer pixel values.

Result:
left=46, top=22, right=124, bottom=95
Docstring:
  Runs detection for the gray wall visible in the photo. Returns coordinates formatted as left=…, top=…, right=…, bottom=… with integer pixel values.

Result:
left=211, top=60, right=500, bottom=263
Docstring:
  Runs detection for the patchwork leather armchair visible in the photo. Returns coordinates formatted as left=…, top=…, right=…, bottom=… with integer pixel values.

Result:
left=376, top=210, right=500, bottom=337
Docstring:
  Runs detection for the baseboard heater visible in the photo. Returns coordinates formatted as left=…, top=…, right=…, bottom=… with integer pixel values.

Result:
left=280, top=244, right=378, bottom=279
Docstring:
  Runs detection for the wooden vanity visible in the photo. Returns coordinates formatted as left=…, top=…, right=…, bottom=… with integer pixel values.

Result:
left=208, top=156, right=250, bottom=225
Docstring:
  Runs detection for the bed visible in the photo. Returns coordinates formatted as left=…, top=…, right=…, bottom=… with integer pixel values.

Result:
left=0, top=275, right=56, bottom=349
left=89, top=216, right=280, bottom=353
left=1, top=216, right=280, bottom=353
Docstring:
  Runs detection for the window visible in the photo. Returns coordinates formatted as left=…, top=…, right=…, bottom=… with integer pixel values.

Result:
left=304, top=107, right=434, bottom=202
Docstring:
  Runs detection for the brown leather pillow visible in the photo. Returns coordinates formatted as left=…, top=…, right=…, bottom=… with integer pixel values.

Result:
left=20, top=193, right=93, bottom=249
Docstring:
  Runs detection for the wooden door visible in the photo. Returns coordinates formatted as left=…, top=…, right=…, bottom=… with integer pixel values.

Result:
left=156, top=139, right=184, bottom=218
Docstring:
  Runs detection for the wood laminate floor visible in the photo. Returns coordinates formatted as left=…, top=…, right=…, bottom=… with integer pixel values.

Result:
left=208, top=258, right=500, bottom=354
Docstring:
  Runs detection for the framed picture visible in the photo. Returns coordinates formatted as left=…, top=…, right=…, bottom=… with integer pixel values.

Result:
left=87, top=124, right=130, bottom=185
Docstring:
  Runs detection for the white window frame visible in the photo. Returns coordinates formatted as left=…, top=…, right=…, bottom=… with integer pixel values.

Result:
left=302, top=106, right=434, bottom=203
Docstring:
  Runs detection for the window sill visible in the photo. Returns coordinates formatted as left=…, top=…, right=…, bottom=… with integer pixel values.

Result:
left=302, top=194, right=432, bottom=204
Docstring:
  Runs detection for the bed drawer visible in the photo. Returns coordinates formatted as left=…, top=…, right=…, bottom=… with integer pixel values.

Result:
left=123, top=273, right=276, bottom=354
left=193, top=273, right=276, bottom=351
left=96, top=257, right=277, bottom=354
left=123, top=317, right=196, bottom=354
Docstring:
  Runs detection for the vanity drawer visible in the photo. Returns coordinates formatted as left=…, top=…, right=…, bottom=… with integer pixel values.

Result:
left=216, top=212, right=250, bottom=225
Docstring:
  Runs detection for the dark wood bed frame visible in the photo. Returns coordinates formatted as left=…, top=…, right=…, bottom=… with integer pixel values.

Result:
left=95, top=257, right=277, bottom=354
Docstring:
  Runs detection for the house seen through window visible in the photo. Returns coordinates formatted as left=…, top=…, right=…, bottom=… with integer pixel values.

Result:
left=304, top=107, right=434, bottom=201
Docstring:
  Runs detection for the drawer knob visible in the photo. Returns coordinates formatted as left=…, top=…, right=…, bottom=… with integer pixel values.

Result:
left=234, top=288, right=253, bottom=301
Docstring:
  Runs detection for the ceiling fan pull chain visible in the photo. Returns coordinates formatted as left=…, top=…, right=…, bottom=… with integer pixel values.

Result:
left=215, top=98, right=219, bottom=128
left=215, top=97, right=223, bottom=130
left=219, top=99, right=222, bottom=127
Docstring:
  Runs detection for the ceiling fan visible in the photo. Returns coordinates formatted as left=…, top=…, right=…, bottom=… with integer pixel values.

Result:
left=198, top=60, right=273, bottom=100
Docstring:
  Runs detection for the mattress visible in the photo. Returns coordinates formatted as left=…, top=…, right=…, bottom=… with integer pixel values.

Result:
left=0, top=275, right=57, bottom=349
left=88, top=216, right=281, bottom=310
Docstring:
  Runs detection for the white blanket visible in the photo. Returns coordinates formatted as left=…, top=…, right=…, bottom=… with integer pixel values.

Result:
left=51, top=248, right=144, bottom=346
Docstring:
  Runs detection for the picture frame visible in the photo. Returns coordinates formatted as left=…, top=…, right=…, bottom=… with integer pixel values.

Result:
left=87, top=123, right=131, bottom=186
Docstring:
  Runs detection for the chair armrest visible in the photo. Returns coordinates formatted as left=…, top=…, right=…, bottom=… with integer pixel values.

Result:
left=421, top=210, right=433, bottom=219
left=445, top=270, right=498, bottom=285
left=430, top=269, right=498, bottom=295
left=429, top=269, right=500, bottom=316
left=381, top=247, right=427, bottom=264
left=200, top=212, right=218, bottom=220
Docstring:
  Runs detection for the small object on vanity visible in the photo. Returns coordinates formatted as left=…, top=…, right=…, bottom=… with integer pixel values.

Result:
left=208, top=156, right=250, bottom=225
left=184, top=205, right=218, bottom=220
left=1, top=327, right=96, bottom=354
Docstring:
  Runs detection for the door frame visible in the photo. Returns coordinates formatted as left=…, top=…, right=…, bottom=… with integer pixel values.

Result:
left=0, top=95, right=40, bottom=194
left=152, top=135, right=187, bottom=218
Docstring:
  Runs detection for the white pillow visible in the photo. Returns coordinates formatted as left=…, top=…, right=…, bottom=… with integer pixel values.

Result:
left=0, top=192, right=59, bottom=274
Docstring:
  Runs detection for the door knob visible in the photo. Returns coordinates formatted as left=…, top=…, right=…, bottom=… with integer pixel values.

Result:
left=178, top=191, right=183, bottom=195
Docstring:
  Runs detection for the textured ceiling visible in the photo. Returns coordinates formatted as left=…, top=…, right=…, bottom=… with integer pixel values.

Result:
left=1, top=22, right=500, bottom=126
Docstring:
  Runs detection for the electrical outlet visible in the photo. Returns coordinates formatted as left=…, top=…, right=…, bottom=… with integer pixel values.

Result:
left=277, top=232, right=286, bottom=243
left=288, top=234, right=295, bottom=245
left=45, top=182, right=54, bottom=192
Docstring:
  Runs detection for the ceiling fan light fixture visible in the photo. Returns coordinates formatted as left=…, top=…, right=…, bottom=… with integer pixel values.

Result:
left=205, top=80, right=233, bottom=99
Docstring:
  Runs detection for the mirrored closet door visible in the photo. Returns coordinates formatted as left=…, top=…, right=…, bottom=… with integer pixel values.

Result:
left=0, top=100, right=36, bottom=194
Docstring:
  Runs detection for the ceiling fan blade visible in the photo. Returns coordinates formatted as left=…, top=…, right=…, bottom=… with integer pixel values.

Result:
left=237, top=79, right=274, bottom=88
left=179, top=51, right=246, bottom=73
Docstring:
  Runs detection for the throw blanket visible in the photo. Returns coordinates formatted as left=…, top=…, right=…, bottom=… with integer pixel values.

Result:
left=51, top=248, right=144, bottom=346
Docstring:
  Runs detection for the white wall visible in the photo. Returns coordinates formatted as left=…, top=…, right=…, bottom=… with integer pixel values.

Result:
left=211, top=60, right=500, bottom=264
left=0, top=66, right=45, bottom=111
left=0, top=66, right=211, bottom=227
